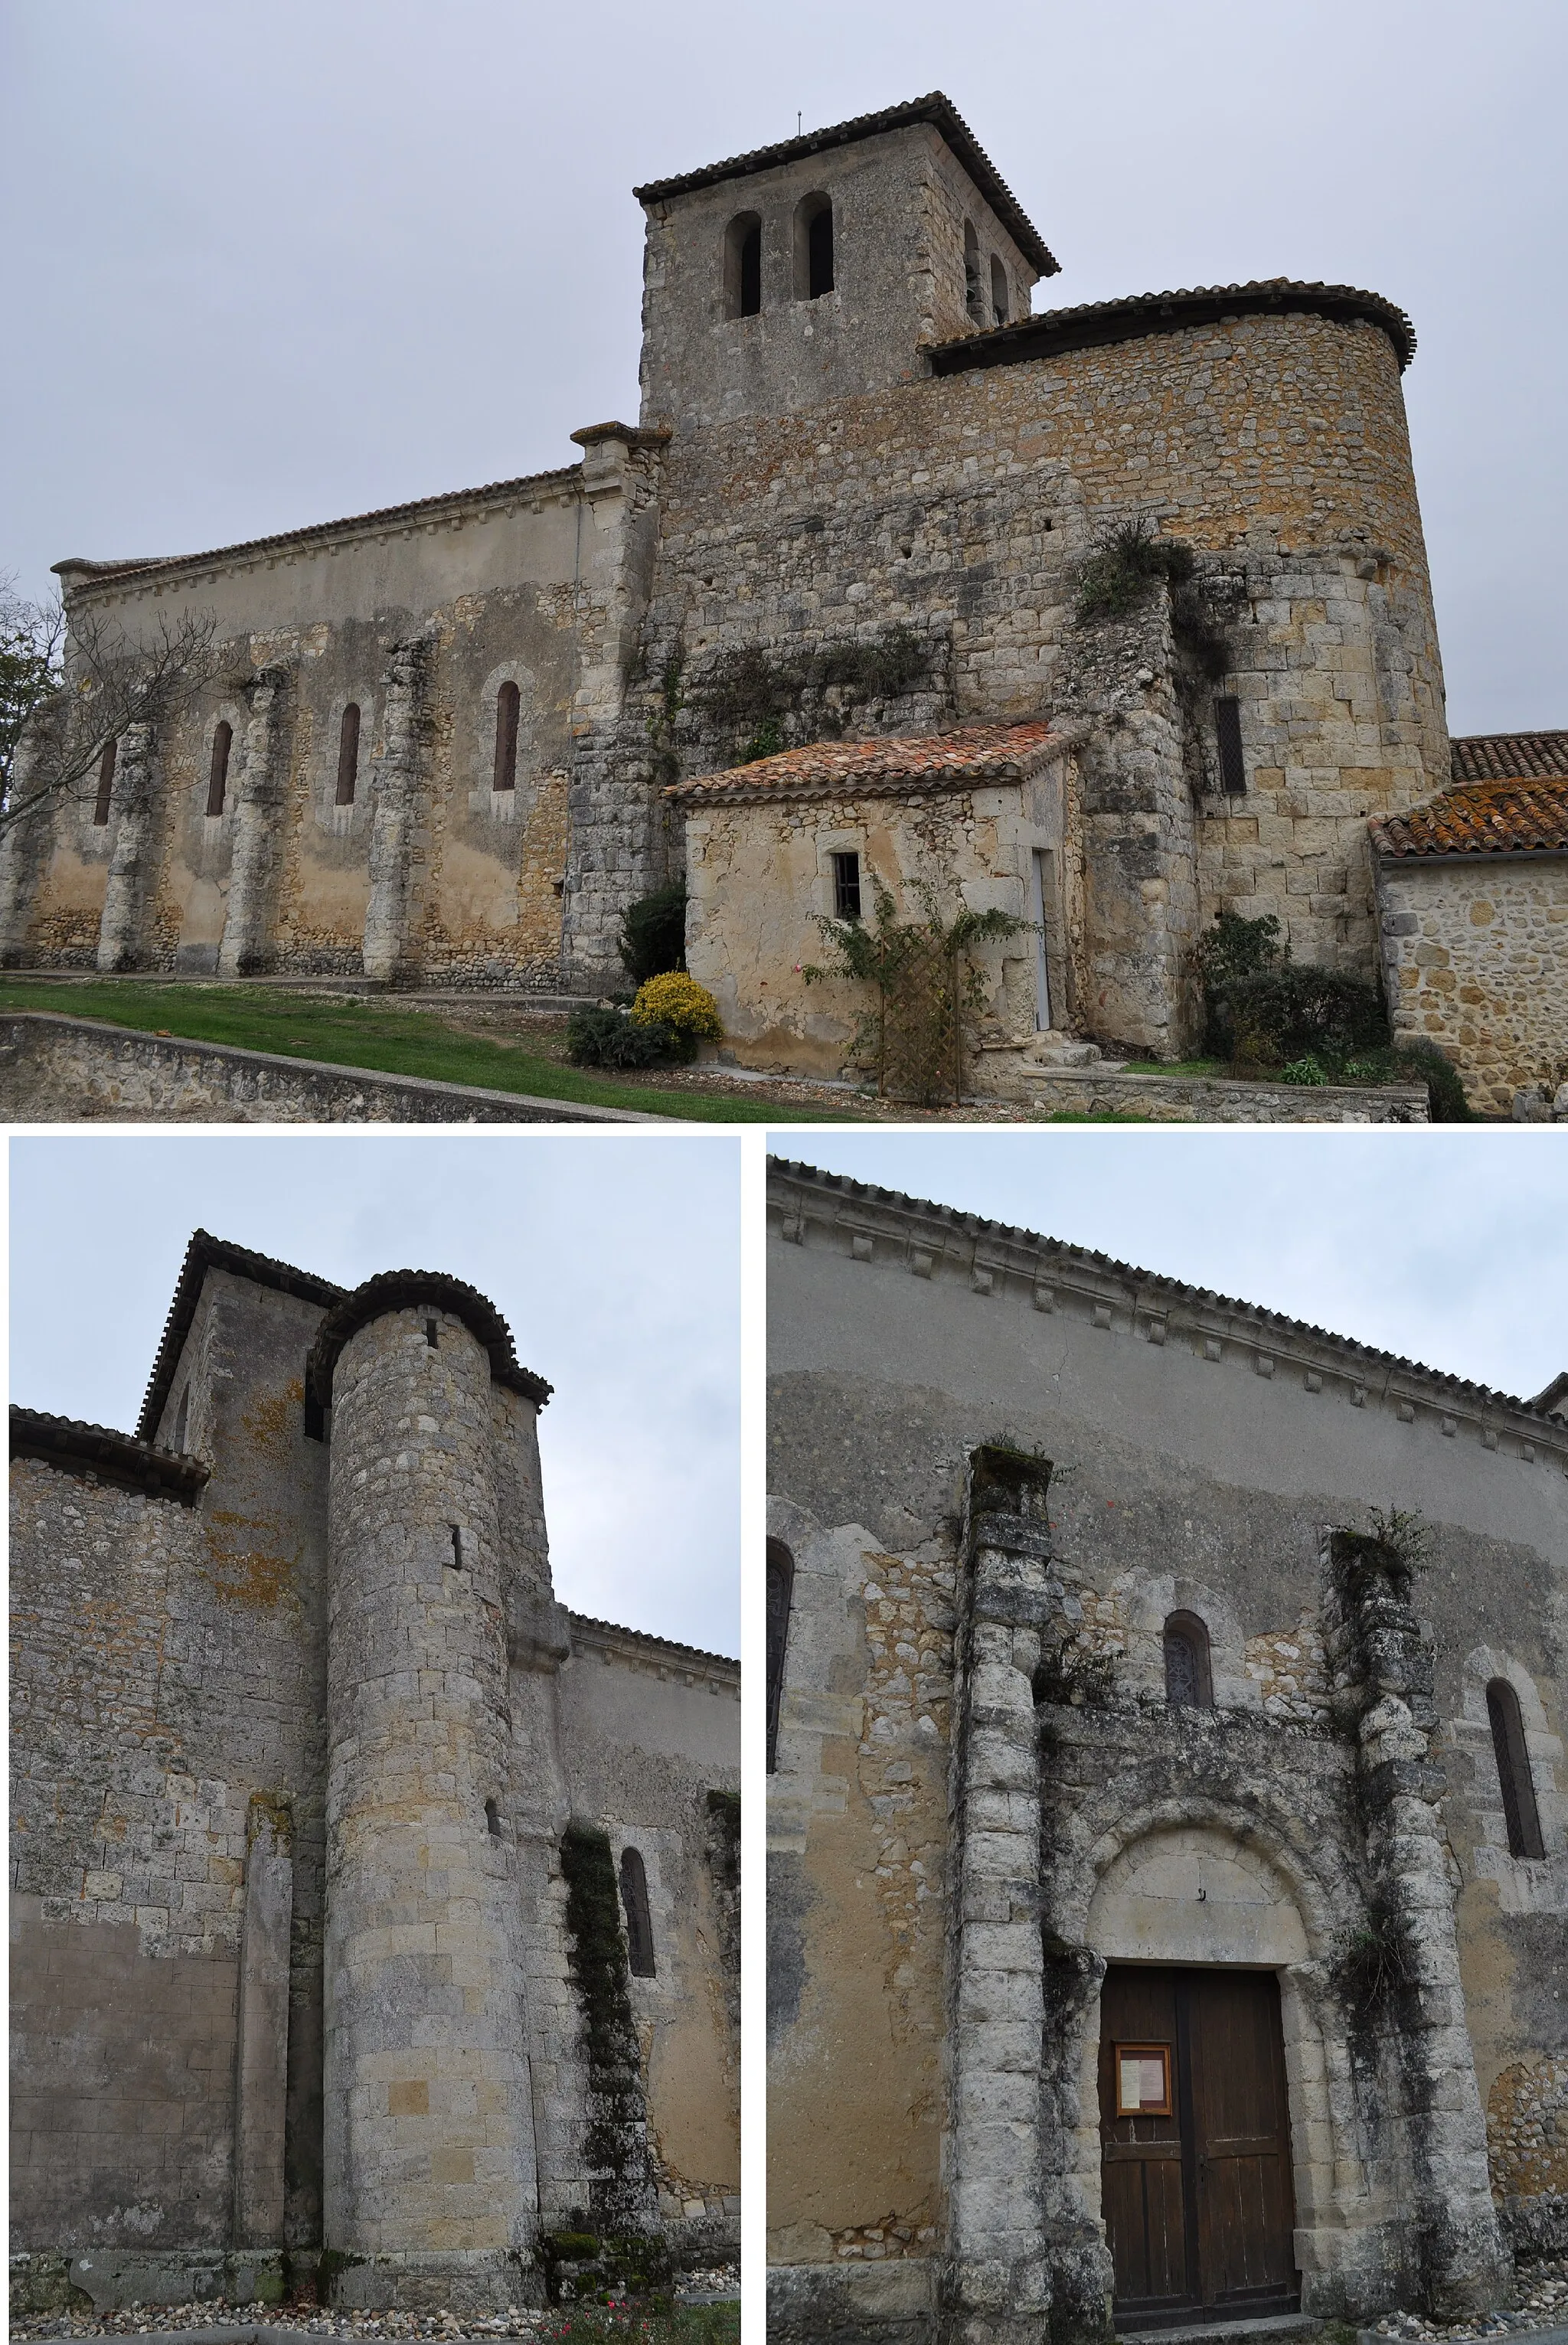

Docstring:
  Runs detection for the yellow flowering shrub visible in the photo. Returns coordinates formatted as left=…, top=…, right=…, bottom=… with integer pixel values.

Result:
left=629, top=972, right=724, bottom=1040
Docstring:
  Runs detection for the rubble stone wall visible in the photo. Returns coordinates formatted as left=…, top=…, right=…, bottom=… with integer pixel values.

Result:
left=1374, top=853, right=1568, bottom=1115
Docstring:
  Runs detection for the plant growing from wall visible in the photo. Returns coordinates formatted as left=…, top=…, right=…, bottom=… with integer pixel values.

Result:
left=1075, top=518, right=1232, bottom=678
left=1032, top=1638, right=1119, bottom=1709
left=645, top=651, right=686, bottom=791
left=688, top=626, right=935, bottom=762
left=559, top=1821, right=658, bottom=2231
left=1330, top=1883, right=1422, bottom=2053
left=802, top=880, right=1031, bottom=1106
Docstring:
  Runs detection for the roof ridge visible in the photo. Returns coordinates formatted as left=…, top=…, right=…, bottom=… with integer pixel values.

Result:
left=931, top=278, right=1416, bottom=374
left=56, top=461, right=586, bottom=598
left=632, top=91, right=1058, bottom=278
left=668, top=718, right=1055, bottom=803
left=567, top=1610, right=740, bottom=1670
left=136, top=1230, right=346, bottom=1439
left=767, top=1158, right=1560, bottom=1423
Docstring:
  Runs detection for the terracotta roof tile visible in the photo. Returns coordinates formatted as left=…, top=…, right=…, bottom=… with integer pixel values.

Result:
left=11, top=1406, right=211, bottom=1503
left=1450, top=730, right=1568, bottom=783
left=667, top=721, right=1054, bottom=806
left=1370, top=778, right=1568, bottom=860
left=633, top=92, right=1058, bottom=277
left=929, top=279, right=1416, bottom=374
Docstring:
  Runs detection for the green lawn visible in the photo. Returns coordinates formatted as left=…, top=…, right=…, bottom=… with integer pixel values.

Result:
left=0, top=981, right=860, bottom=1125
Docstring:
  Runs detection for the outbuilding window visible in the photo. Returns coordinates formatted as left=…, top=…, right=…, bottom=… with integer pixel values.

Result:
left=335, top=703, right=361, bottom=805
left=206, top=720, right=233, bottom=818
left=831, top=850, right=862, bottom=921
left=725, top=211, right=763, bottom=319
left=1164, top=1612, right=1214, bottom=1708
left=493, top=681, right=520, bottom=792
left=93, top=737, right=117, bottom=825
left=619, top=1846, right=655, bottom=1976
left=795, top=193, right=834, bottom=298
left=1488, top=1677, right=1546, bottom=1859
left=766, top=1537, right=795, bottom=1772
left=963, top=220, right=982, bottom=322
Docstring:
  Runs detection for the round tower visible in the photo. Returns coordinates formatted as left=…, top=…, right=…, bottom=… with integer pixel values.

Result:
left=315, top=1272, right=549, bottom=2311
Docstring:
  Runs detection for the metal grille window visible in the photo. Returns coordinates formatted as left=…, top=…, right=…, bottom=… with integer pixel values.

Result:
left=766, top=1537, right=795, bottom=1771
left=1164, top=1612, right=1214, bottom=1708
left=619, top=1846, right=655, bottom=1976
left=1215, top=697, right=1247, bottom=795
left=1488, top=1678, right=1546, bottom=1859
left=831, top=850, right=862, bottom=920
left=206, top=720, right=232, bottom=818
left=335, top=703, right=361, bottom=806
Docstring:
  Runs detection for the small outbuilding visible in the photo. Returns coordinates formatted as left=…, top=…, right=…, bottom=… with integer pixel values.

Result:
left=1372, top=731, right=1568, bottom=1116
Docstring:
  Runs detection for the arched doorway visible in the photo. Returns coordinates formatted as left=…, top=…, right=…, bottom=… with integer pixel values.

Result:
left=1085, top=1824, right=1316, bottom=2327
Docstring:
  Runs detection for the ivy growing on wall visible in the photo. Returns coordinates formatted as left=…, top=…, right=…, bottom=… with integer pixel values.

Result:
left=559, top=1822, right=658, bottom=2230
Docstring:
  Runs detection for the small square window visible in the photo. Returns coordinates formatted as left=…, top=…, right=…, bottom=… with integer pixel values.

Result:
left=831, top=850, right=862, bottom=921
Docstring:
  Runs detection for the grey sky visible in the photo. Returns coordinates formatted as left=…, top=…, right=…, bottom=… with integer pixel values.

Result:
left=3, top=0, right=1563, bottom=737
left=8, top=1132, right=740, bottom=1656
left=777, top=1132, right=1568, bottom=1405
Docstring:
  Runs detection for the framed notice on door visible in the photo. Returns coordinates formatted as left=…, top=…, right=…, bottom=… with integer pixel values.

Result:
left=1115, top=2043, right=1172, bottom=2117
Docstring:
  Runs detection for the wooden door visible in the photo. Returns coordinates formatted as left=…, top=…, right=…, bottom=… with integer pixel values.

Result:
left=1099, top=1966, right=1298, bottom=2327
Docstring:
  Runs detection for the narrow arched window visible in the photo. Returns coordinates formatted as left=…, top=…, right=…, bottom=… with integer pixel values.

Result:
left=1164, top=1612, right=1214, bottom=1709
left=794, top=194, right=833, bottom=299
left=485, top=1797, right=501, bottom=1837
left=766, top=1536, right=795, bottom=1771
left=335, top=703, right=361, bottom=806
left=206, top=720, right=233, bottom=817
left=725, top=211, right=763, bottom=319
left=93, top=737, right=117, bottom=825
left=990, top=253, right=1010, bottom=327
left=963, top=220, right=982, bottom=322
left=619, top=1846, right=655, bottom=1976
left=1488, top=1678, right=1546, bottom=1859
left=493, top=680, right=520, bottom=792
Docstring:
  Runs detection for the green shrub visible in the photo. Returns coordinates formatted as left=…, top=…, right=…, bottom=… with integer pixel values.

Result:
left=619, top=883, right=687, bottom=985
left=629, top=972, right=723, bottom=1043
left=566, top=1006, right=681, bottom=1070
left=1388, top=1038, right=1472, bottom=1122
left=1280, top=1056, right=1328, bottom=1086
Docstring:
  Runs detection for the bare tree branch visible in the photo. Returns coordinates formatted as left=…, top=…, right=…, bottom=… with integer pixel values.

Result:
left=0, top=588, right=220, bottom=834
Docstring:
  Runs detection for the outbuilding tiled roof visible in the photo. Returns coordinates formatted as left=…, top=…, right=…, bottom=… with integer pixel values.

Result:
left=929, top=279, right=1416, bottom=374
left=667, top=720, right=1054, bottom=806
left=633, top=92, right=1058, bottom=277
left=10, top=1406, right=211, bottom=1503
left=1451, top=730, right=1568, bottom=784
left=1370, top=779, right=1568, bottom=861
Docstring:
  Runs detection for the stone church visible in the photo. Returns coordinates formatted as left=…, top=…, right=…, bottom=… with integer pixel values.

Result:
left=766, top=1158, right=1567, bottom=2345
left=10, top=1232, right=740, bottom=2317
left=4, top=92, right=1559, bottom=1103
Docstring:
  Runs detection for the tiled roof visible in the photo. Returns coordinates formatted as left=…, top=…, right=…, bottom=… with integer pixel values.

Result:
left=1451, top=730, right=1568, bottom=783
left=138, top=1231, right=345, bottom=1439
left=1370, top=778, right=1568, bottom=860
left=632, top=91, right=1059, bottom=277
left=306, top=1269, right=552, bottom=1409
left=568, top=1612, right=740, bottom=1671
left=11, top=1406, right=211, bottom=1503
left=769, top=1158, right=1564, bottom=1427
left=667, top=720, right=1054, bottom=806
left=929, top=279, right=1416, bottom=375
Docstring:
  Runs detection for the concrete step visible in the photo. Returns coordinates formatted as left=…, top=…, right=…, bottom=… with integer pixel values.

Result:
left=1116, top=2314, right=1317, bottom=2345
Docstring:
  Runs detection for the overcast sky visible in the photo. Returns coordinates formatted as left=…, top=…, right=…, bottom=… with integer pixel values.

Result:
left=777, top=1132, right=1568, bottom=1405
left=3, top=0, right=1563, bottom=738
left=8, top=1133, right=740, bottom=1656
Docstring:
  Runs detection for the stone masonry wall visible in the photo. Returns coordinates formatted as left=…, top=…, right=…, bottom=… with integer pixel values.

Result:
left=636, top=307, right=1446, bottom=1037
left=1375, top=854, right=1568, bottom=1115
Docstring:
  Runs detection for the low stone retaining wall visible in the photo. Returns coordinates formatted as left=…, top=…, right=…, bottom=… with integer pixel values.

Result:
left=993, top=1066, right=1432, bottom=1122
left=0, top=1013, right=649, bottom=1124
